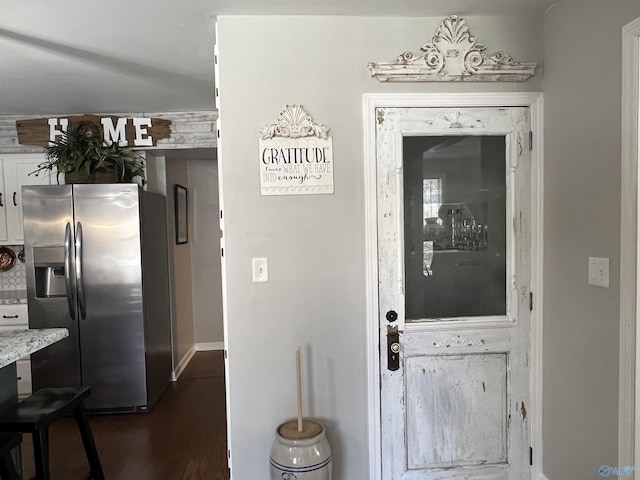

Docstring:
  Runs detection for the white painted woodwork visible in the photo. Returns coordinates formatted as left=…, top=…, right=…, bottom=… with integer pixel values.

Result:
left=528, top=98, right=544, bottom=480
left=0, top=166, right=7, bottom=243
left=364, top=93, right=543, bottom=480
left=0, top=111, right=217, bottom=155
left=619, top=14, right=640, bottom=474
left=368, top=16, right=537, bottom=83
left=376, top=106, right=531, bottom=479
left=405, top=353, right=508, bottom=468
left=0, top=305, right=28, bottom=328
left=0, top=154, right=53, bottom=245
left=259, top=105, right=330, bottom=140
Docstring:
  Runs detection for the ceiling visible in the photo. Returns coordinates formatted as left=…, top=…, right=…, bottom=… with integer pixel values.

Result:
left=1, top=0, right=558, bottom=116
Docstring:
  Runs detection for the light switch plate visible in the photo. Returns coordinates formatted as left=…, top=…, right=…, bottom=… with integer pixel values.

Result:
left=588, top=257, right=609, bottom=288
left=252, top=257, right=268, bottom=283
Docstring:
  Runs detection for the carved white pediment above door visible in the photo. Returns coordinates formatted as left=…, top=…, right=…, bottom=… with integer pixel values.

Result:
left=368, top=15, right=537, bottom=82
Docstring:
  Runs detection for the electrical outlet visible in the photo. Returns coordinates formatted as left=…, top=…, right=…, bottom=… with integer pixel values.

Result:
left=252, top=258, right=268, bottom=283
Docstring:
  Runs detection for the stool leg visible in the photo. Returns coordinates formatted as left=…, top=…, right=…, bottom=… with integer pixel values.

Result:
left=32, top=428, right=50, bottom=480
left=0, top=451, right=20, bottom=480
left=74, top=405, right=104, bottom=480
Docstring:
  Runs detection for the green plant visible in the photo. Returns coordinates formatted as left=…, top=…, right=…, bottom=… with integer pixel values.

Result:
left=31, top=122, right=145, bottom=183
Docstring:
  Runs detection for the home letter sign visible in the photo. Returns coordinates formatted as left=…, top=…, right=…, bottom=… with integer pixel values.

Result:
left=16, top=114, right=171, bottom=147
left=259, top=105, right=334, bottom=196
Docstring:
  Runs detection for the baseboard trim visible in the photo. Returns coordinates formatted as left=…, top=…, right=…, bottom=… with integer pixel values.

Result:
left=172, top=345, right=197, bottom=381
left=196, top=341, right=225, bottom=351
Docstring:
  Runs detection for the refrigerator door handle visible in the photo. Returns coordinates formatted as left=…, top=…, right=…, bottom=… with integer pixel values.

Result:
left=64, top=222, right=76, bottom=320
left=76, top=221, right=87, bottom=320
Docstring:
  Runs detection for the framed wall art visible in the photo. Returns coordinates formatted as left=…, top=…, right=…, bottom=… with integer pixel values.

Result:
left=175, top=184, right=188, bottom=244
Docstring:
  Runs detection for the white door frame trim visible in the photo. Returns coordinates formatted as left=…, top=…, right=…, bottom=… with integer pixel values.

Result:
left=363, top=92, right=544, bottom=480
left=619, top=16, right=640, bottom=473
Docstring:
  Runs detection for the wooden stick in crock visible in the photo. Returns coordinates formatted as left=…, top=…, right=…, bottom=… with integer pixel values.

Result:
left=296, top=347, right=303, bottom=432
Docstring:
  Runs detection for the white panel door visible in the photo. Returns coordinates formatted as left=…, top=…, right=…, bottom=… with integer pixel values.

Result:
left=377, top=107, right=531, bottom=479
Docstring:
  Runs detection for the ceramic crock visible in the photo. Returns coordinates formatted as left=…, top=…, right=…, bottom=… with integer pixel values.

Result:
left=269, top=420, right=332, bottom=480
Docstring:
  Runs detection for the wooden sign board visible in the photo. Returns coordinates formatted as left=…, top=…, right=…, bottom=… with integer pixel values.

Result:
left=258, top=105, right=334, bottom=196
left=16, top=114, right=171, bottom=147
left=259, top=137, right=333, bottom=195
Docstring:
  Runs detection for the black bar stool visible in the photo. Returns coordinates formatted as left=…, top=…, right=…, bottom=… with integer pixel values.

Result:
left=0, top=432, right=21, bottom=480
left=0, top=387, right=104, bottom=480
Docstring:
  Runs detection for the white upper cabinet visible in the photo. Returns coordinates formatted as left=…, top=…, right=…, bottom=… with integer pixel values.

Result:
left=0, top=154, right=54, bottom=244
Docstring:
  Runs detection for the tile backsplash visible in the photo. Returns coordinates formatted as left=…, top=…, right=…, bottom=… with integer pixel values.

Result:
left=0, top=246, right=26, bottom=290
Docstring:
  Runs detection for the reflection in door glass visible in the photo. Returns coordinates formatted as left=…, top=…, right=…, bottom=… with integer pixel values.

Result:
left=403, top=136, right=507, bottom=321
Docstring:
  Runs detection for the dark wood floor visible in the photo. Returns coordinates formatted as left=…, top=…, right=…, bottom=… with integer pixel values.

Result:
left=21, top=351, right=229, bottom=480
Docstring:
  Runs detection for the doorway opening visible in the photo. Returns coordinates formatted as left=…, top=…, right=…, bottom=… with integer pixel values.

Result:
left=363, top=93, right=544, bottom=480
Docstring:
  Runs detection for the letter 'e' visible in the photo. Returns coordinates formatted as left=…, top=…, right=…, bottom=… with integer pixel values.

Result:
left=133, top=118, right=154, bottom=146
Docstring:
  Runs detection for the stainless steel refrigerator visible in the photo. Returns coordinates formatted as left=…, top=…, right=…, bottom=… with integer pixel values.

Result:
left=23, top=184, right=172, bottom=412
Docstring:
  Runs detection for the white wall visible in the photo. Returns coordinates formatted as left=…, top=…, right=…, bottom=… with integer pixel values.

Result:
left=188, top=157, right=224, bottom=347
left=217, top=15, right=542, bottom=479
left=542, top=2, right=640, bottom=478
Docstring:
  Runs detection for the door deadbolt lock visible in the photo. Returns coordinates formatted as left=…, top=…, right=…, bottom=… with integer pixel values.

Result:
left=386, top=310, right=398, bottom=322
left=387, top=325, right=400, bottom=371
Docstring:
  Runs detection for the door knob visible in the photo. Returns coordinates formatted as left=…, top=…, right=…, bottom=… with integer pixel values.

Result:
left=387, top=325, right=400, bottom=371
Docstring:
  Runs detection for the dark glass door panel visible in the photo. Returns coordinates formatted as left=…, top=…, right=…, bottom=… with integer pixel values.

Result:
left=403, top=135, right=507, bottom=321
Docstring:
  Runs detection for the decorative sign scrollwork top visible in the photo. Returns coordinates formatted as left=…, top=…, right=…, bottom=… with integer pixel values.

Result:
left=259, top=105, right=330, bottom=140
left=432, top=334, right=485, bottom=348
left=368, top=15, right=537, bottom=82
left=258, top=104, right=334, bottom=196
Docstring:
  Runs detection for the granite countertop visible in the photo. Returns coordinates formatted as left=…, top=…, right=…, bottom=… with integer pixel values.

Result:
left=0, top=328, right=68, bottom=368
left=0, top=290, right=27, bottom=305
